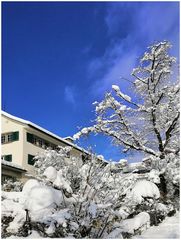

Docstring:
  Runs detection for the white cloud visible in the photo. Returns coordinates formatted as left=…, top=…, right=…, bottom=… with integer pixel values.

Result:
left=87, top=2, right=179, bottom=97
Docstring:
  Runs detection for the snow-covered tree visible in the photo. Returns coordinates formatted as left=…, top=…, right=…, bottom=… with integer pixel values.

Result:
left=74, top=41, right=179, bottom=159
left=74, top=41, right=180, bottom=199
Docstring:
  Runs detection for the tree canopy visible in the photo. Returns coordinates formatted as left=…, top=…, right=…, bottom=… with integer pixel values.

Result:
left=74, top=41, right=179, bottom=160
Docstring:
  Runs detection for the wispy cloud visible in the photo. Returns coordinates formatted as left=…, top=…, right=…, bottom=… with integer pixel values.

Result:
left=64, top=86, right=76, bottom=108
left=87, top=2, right=179, bottom=97
left=90, top=42, right=139, bottom=95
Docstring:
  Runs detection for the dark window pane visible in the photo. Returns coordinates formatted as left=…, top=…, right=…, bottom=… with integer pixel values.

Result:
left=1, top=135, right=6, bottom=144
left=7, top=134, right=13, bottom=142
left=12, top=131, right=19, bottom=141
left=28, top=154, right=35, bottom=165
left=27, top=133, right=34, bottom=143
left=4, top=155, right=12, bottom=162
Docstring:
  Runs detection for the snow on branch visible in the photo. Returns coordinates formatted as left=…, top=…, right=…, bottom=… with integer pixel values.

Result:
left=73, top=40, right=179, bottom=161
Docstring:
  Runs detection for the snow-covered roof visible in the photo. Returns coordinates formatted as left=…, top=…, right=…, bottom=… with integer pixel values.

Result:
left=1, top=111, right=90, bottom=155
left=122, top=161, right=148, bottom=173
left=1, top=159, right=26, bottom=172
left=129, top=162, right=143, bottom=168
left=64, top=136, right=74, bottom=141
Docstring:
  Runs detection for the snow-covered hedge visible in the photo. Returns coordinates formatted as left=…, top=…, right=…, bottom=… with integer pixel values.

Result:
left=127, top=180, right=160, bottom=204
left=1, top=148, right=167, bottom=239
left=117, top=212, right=150, bottom=234
left=2, top=147, right=179, bottom=238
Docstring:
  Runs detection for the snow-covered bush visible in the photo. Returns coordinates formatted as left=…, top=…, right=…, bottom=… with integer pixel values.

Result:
left=147, top=169, right=160, bottom=184
left=22, top=179, right=41, bottom=197
left=0, top=150, right=115, bottom=238
left=24, top=186, right=64, bottom=221
left=146, top=153, right=180, bottom=209
left=117, top=212, right=150, bottom=234
left=34, top=146, right=73, bottom=176
left=105, top=212, right=150, bottom=239
left=2, top=179, right=23, bottom=192
left=1, top=196, right=26, bottom=237
left=1, top=147, right=163, bottom=238
left=126, top=180, right=160, bottom=205
left=164, top=154, right=180, bottom=203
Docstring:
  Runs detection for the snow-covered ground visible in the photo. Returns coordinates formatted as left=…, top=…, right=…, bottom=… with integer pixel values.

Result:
left=133, top=212, right=180, bottom=239
left=6, top=231, right=42, bottom=239
left=6, top=213, right=180, bottom=239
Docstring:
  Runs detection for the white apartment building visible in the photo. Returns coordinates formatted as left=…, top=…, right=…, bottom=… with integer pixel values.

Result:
left=1, top=111, right=90, bottom=183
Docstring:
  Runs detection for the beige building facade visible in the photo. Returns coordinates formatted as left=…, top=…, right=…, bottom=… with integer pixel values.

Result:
left=1, top=111, right=89, bottom=183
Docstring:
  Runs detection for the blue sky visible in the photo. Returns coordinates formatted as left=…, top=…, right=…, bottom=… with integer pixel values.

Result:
left=2, top=2, right=179, bottom=162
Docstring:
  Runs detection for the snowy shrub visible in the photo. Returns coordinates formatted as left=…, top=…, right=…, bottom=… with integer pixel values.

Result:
left=2, top=179, right=23, bottom=192
left=0, top=150, right=166, bottom=238
left=24, top=185, right=64, bottom=221
left=43, top=166, right=57, bottom=182
left=126, top=180, right=160, bottom=204
left=148, top=153, right=180, bottom=209
left=154, top=202, right=175, bottom=222
left=22, top=179, right=41, bottom=197
left=106, top=228, right=123, bottom=239
left=164, top=154, right=180, bottom=201
left=34, top=146, right=73, bottom=177
left=109, top=212, right=150, bottom=238
left=147, top=169, right=160, bottom=184
left=119, top=212, right=150, bottom=234
left=1, top=150, right=119, bottom=238
left=2, top=148, right=158, bottom=238
left=1, top=197, right=26, bottom=237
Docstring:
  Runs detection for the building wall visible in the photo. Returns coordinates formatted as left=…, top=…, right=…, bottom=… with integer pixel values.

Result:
left=2, top=166, right=27, bottom=181
left=2, top=114, right=84, bottom=179
left=22, top=126, right=83, bottom=175
left=1, top=115, right=24, bottom=166
left=2, top=167, right=22, bottom=179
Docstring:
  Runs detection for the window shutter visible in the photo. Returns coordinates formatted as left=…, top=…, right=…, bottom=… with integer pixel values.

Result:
left=13, top=131, right=19, bottom=141
left=28, top=154, right=35, bottom=165
left=27, top=133, right=33, bottom=143
left=5, top=155, right=12, bottom=162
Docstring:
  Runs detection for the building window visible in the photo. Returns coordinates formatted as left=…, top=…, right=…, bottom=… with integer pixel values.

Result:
left=26, top=132, right=58, bottom=150
left=7, top=133, right=13, bottom=142
left=27, top=133, right=34, bottom=143
left=49, top=143, right=56, bottom=150
left=1, top=135, right=6, bottom=144
left=38, top=139, right=43, bottom=147
left=1, top=155, right=12, bottom=162
left=28, top=154, right=35, bottom=166
left=33, top=137, right=38, bottom=145
left=1, top=132, right=19, bottom=144
left=44, top=141, right=49, bottom=148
